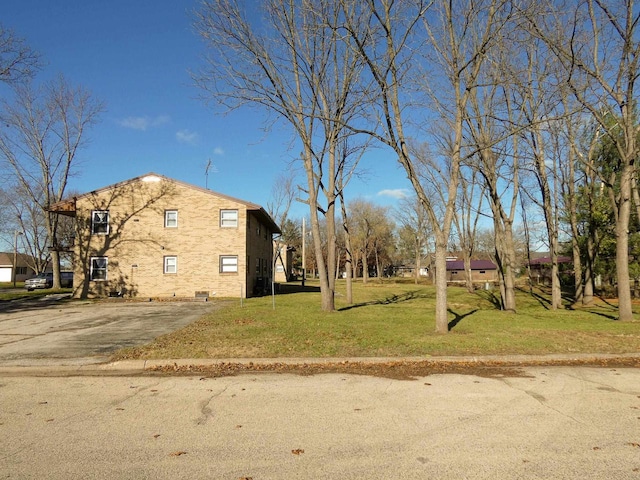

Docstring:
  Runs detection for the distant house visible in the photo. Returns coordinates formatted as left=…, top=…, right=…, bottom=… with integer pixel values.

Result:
left=273, top=243, right=295, bottom=283
left=50, top=173, right=280, bottom=299
left=528, top=255, right=573, bottom=284
left=446, top=259, right=498, bottom=283
left=0, top=253, right=40, bottom=283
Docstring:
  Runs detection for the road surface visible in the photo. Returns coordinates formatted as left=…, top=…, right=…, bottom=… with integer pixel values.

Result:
left=1, top=366, right=639, bottom=479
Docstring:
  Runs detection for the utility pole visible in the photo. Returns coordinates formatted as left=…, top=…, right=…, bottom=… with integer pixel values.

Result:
left=13, top=230, right=23, bottom=287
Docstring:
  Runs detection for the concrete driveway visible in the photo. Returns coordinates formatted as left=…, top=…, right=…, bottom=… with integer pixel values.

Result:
left=0, top=296, right=217, bottom=366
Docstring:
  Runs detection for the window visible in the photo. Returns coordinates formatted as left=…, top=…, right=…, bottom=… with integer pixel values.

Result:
left=220, top=209, right=238, bottom=228
left=164, top=256, right=177, bottom=274
left=91, top=210, right=109, bottom=234
left=220, top=255, right=238, bottom=273
left=165, top=210, right=178, bottom=228
left=16, top=267, right=28, bottom=275
left=90, top=257, right=108, bottom=281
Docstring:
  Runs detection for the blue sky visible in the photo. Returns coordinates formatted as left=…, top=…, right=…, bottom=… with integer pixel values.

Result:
left=2, top=0, right=412, bottom=221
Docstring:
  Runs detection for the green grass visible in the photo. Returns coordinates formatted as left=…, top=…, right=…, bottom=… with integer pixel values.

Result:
left=113, top=280, right=640, bottom=360
left=0, top=283, right=72, bottom=301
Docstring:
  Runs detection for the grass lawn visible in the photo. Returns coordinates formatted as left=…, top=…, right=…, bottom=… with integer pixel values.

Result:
left=0, top=282, right=72, bottom=301
left=113, top=279, right=640, bottom=360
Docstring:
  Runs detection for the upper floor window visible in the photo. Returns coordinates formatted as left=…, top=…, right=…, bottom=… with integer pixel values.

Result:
left=165, top=210, right=178, bottom=228
left=91, top=210, right=109, bottom=235
left=220, top=209, right=238, bottom=228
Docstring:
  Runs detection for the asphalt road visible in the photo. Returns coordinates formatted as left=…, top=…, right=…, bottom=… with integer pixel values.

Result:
left=0, top=297, right=216, bottom=365
left=1, top=367, right=640, bottom=479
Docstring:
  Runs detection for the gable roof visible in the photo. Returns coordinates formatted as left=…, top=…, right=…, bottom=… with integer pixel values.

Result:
left=446, top=260, right=497, bottom=271
left=50, top=172, right=281, bottom=234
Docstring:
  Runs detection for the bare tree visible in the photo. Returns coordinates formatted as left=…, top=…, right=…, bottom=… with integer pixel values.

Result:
left=0, top=24, right=40, bottom=85
left=267, top=171, right=297, bottom=282
left=452, top=166, right=485, bottom=293
left=529, top=0, right=640, bottom=320
left=341, top=0, right=511, bottom=331
left=396, top=195, right=431, bottom=285
left=0, top=76, right=103, bottom=288
left=194, top=0, right=371, bottom=311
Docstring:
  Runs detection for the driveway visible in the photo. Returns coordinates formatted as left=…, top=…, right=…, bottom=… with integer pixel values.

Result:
left=0, top=296, right=217, bottom=365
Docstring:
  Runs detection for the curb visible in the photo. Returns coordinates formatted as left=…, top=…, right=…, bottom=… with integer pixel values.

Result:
left=1, top=352, right=639, bottom=375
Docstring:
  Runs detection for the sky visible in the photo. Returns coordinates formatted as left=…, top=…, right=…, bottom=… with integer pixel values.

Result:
left=2, top=0, right=413, bottom=223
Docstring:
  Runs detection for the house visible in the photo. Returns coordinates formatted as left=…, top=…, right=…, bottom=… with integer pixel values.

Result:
left=50, top=173, right=280, bottom=299
left=446, top=259, right=498, bottom=283
left=0, top=252, right=40, bottom=283
left=528, top=255, right=573, bottom=284
left=273, top=243, right=295, bottom=283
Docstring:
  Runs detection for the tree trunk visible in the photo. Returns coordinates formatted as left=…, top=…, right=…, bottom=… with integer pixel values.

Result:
left=614, top=165, right=634, bottom=321
left=434, top=236, right=449, bottom=333
left=414, top=243, right=421, bottom=285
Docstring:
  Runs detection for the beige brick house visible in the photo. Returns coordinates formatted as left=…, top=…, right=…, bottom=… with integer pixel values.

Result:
left=51, top=173, right=280, bottom=299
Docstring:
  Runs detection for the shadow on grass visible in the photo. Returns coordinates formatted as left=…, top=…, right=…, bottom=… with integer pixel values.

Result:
left=447, top=308, right=479, bottom=331
left=474, top=290, right=502, bottom=309
left=338, top=290, right=427, bottom=311
left=277, top=283, right=322, bottom=294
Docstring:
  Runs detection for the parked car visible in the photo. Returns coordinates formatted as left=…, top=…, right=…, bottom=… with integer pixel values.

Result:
left=24, top=272, right=73, bottom=291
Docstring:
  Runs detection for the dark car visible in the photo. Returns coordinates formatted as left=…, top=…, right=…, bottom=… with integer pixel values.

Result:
left=24, top=272, right=73, bottom=291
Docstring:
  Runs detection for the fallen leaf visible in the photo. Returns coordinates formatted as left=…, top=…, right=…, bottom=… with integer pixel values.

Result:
left=170, top=451, right=187, bottom=457
left=593, top=447, right=601, bottom=450
left=238, top=477, right=253, bottom=480
left=291, top=449, right=304, bottom=455
left=39, top=401, right=48, bottom=405
left=235, top=425, right=243, bottom=429
left=627, top=443, right=640, bottom=448
left=116, top=408, right=125, bottom=411
left=46, top=419, right=54, bottom=422
left=153, top=434, right=161, bottom=439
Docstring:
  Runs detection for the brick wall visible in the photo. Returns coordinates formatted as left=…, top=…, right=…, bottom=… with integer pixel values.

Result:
left=72, top=176, right=275, bottom=299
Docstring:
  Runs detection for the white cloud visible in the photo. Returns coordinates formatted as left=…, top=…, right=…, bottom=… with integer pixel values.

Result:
left=118, top=115, right=170, bottom=131
left=213, top=147, right=225, bottom=155
left=176, top=129, right=199, bottom=145
left=377, top=188, right=410, bottom=199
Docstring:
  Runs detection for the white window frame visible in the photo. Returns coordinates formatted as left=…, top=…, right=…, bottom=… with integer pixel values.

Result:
left=164, top=210, right=178, bottom=228
left=220, top=255, right=238, bottom=273
left=164, top=256, right=177, bottom=274
left=90, top=257, right=108, bottom=281
left=220, top=209, right=238, bottom=228
left=91, top=210, right=109, bottom=235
